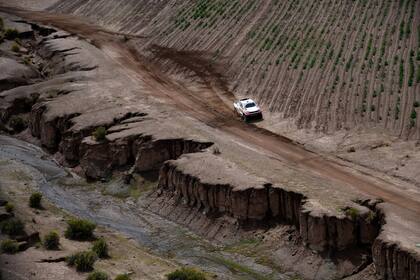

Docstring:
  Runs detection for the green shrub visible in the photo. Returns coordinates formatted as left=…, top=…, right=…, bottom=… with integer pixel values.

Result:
left=0, top=218, right=24, bottom=236
left=167, top=267, right=207, bottom=280
left=345, top=207, right=360, bottom=220
left=87, top=271, right=110, bottom=280
left=4, top=202, right=14, bottom=213
left=67, top=251, right=97, bottom=272
left=9, top=116, right=27, bottom=132
left=43, top=231, right=60, bottom=250
left=411, top=110, right=417, bottom=120
left=92, top=127, right=107, bottom=141
left=4, top=28, right=18, bottom=40
left=0, top=17, right=4, bottom=30
left=11, top=43, right=19, bottom=52
left=115, top=274, right=130, bottom=280
left=29, top=192, right=42, bottom=209
left=0, top=239, right=19, bottom=254
left=65, top=218, right=96, bottom=240
left=23, top=56, right=31, bottom=65
left=92, top=238, right=108, bottom=258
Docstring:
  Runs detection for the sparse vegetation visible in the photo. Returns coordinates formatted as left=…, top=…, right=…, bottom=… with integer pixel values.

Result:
left=114, top=274, right=131, bottom=280
left=0, top=239, right=19, bottom=254
left=4, top=202, right=14, bottom=213
left=65, top=218, right=96, bottom=240
left=29, top=192, right=42, bottom=209
left=43, top=231, right=60, bottom=250
left=366, top=211, right=377, bottom=223
left=86, top=271, right=110, bottom=280
left=0, top=218, right=24, bottom=236
left=345, top=207, right=360, bottom=220
left=11, top=42, right=19, bottom=52
left=67, top=251, right=97, bottom=272
left=4, top=28, right=18, bottom=40
left=167, top=267, right=207, bottom=280
left=93, top=127, right=107, bottom=141
left=92, top=238, right=109, bottom=258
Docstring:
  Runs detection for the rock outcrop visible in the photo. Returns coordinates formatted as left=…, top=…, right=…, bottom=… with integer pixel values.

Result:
left=373, top=237, right=420, bottom=280
left=157, top=152, right=380, bottom=253
left=0, top=57, right=39, bottom=92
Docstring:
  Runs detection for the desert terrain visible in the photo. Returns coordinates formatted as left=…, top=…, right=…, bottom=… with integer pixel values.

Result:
left=0, top=1, right=419, bottom=280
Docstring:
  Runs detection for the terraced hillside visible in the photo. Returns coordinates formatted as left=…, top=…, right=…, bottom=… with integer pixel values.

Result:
left=50, top=0, right=420, bottom=138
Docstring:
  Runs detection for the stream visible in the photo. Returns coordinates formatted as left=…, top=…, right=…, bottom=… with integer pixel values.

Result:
left=0, top=135, right=288, bottom=280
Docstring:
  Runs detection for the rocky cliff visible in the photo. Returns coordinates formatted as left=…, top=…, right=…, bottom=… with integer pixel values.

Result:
left=157, top=152, right=380, bottom=252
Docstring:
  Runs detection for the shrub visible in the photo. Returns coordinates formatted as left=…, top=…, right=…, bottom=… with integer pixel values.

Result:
left=67, top=251, right=97, bottom=272
left=115, top=274, right=130, bottom=280
left=0, top=239, right=19, bottom=254
left=92, top=127, right=107, bottom=141
left=4, top=28, right=18, bottom=40
left=11, top=43, right=19, bottom=52
left=4, top=202, right=14, bottom=213
left=29, top=192, right=42, bottom=209
left=345, top=207, right=359, bottom=220
left=92, top=238, right=108, bottom=258
left=9, top=116, right=27, bottom=132
left=0, top=17, right=3, bottom=30
left=23, top=57, right=31, bottom=65
left=87, top=271, right=110, bottom=280
left=167, top=267, right=207, bottom=280
left=0, top=218, right=24, bottom=236
left=43, top=231, right=60, bottom=250
left=411, top=110, right=417, bottom=120
left=65, top=218, right=96, bottom=240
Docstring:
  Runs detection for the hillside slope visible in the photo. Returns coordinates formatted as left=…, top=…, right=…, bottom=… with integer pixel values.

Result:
left=50, top=0, right=420, bottom=139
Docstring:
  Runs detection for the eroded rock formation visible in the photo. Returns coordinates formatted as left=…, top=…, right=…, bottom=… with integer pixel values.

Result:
left=157, top=152, right=380, bottom=253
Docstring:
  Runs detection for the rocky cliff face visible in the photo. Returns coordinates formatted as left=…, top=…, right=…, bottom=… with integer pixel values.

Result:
left=157, top=153, right=380, bottom=253
left=155, top=153, right=420, bottom=279
left=373, top=236, right=420, bottom=280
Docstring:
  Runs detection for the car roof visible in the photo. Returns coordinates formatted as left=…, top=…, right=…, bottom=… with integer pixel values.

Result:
left=239, top=98, right=256, bottom=105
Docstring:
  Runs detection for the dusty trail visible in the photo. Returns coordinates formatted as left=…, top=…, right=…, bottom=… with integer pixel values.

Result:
left=1, top=5, right=420, bottom=217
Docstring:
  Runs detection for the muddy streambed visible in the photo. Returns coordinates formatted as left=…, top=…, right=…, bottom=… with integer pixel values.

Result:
left=0, top=135, right=288, bottom=280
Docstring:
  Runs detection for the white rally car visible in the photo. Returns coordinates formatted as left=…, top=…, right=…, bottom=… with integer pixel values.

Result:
left=233, top=98, right=263, bottom=122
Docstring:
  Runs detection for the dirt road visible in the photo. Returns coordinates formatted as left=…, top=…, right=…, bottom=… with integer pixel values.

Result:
left=1, top=5, right=420, bottom=217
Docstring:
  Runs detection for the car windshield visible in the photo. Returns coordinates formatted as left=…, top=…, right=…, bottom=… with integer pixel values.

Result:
left=245, top=102, right=256, bottom=108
